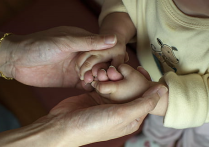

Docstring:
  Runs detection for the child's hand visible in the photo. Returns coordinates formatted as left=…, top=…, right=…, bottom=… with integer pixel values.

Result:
left=76, top=39, right=128, bottom=81
left=91, top=64, right=152, bottom=102
left=81, top=63, right=124, bottom=84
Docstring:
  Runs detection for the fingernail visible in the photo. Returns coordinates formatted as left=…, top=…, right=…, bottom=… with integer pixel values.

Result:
left=109, top=65, right=116, bottom=70
left=104, top=35, right=116, bottom=45
left=80, top=76, right=84, bottom=80
left=91, top=81, right=97, bottom=88
left=137, top=66, right=142, bottom=70
left=157, top=86, right=168, bottom=97
left=101, top=69, right=107, bottom=73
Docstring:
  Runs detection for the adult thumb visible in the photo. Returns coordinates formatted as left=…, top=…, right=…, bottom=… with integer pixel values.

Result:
left=76, top=34, right=117, bottom=51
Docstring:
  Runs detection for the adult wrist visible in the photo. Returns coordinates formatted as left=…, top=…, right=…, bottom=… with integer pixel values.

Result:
left=0, top=33, right=18, bottom=79
left=0, top=114, right=80, bottom=147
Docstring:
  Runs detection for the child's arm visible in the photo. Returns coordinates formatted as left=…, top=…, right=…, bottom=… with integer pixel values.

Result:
left=76, top=12, right=136, bottom=81
left=91, top=64, right=169, bottom=116
left=100, top=12, right=136, bottom=49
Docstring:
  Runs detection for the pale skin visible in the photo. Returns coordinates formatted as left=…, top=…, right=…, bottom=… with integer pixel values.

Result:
left=77, top=0, right=209, bottom=114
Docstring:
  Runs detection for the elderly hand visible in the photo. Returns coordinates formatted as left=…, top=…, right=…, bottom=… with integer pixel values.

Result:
left=0, top=84, right=167, bottom=147
left=0, top=26, right=116, bottom=89
left=42, top=85, right=166, bottom=146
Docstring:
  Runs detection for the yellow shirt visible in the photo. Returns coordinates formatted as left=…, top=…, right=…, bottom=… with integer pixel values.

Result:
left=99, top=0, right=209, bottom=129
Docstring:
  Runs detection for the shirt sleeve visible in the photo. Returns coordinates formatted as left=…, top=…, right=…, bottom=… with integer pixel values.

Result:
left=163, top=72, right=209, bottom=129
left=99, top=0, right=127, bottom=26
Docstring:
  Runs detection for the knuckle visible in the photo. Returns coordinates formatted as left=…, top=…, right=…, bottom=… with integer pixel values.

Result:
left=83, top=60, right=92, bottom=69
left=85, top=35, right=97, bottom=49
left=77, top=52, right=89, bottom=67
left=144, top=98, right=157, bottom=112
left=82, top=55, right=100, bottom=69
left=91, top=54, right=100, bottom=60
left=114, top=107, right=126, bottom=123
left=129, top=121, right=140, bottom=133
left=124, top=122, right=139, bottom=135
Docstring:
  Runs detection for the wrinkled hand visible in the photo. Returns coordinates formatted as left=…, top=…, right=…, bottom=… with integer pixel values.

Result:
left=44, top=88, right=164, bottom=146
left=0, top=26, right=116, bottom=89
left=0, top=86, right=167, bottom=147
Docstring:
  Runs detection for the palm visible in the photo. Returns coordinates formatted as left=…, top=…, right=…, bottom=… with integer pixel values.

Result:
left=49, top=92, right=138, bottom=145
left=10, top=26, right=99, bottom=88
left=13, top=42, right=80, bottom=87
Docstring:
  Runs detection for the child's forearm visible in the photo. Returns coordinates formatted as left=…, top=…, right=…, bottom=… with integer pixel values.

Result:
left=100, top=12, right=136, bottom=44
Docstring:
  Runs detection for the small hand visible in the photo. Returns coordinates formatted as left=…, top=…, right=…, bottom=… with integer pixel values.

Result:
left=91, top=64, right=151, bottom=102
left=92, top=64, right=169, bottom=116
left=0, top=26, right=116, bottom=89
left=76, top=39, right=128, bottom=81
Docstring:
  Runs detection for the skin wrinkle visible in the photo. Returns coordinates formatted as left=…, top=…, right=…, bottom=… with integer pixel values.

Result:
left=85, top=35, right=96, bottom=50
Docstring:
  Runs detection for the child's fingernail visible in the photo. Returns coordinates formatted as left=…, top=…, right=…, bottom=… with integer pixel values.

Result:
left=104, top=35, right=116, bottom=45
left=109, top=65, right=116, bottom=70
left=157, top=86, right=168, bottom=97
left=101, top=69, right=107, bottom=74
left=137, top=66, right=142, bottom=70
left=91, top=81, right=97, bottom=88
left=80, top=76, right=84, bottom=80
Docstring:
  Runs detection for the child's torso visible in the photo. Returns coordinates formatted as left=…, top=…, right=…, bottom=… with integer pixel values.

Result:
left=123, top=0, right=209, bottom=80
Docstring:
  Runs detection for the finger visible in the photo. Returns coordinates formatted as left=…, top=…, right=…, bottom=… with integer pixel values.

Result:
left=111, top=55, right=125, bottom=67
left=122, top=93, right=161, bottom=122
left=92, top=62, right=110, bottom=77
left=142, top=84, right=168, bottom=98
left=106, top=66, right=123, bottom=81
left=84, top=70, right=94, bottom=84
left=124, top=115, right=147, bottom=135
left=137, top=66, right=152, bottom=81
left=81, top=81, right=94, bottom=91
left=117, top=64, right=136, bottom=77
left=75, top=34, right=117, bottom=51
left=97, top=69, right=109, bottom=81
left=123, top=85, right=168, bottom=121
left=91, top=81, right=117, bottom=94
left=76, top=51, right=95, bottom=69
left=79, top=51, right=112, bottom=80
